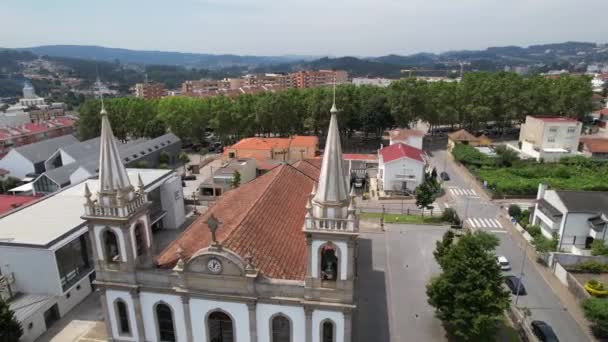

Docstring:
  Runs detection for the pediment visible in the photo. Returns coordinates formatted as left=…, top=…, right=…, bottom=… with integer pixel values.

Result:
left=185, top=246, right=245, bottom=276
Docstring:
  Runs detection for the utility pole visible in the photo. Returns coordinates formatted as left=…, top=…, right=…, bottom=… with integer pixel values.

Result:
left=515, top=242, right=528, bottom=306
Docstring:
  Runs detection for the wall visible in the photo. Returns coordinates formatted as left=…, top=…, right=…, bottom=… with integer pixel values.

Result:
left=160, top=174, right=186, bottom=229
left=56, top=274, right=93, bottom=316
left=106, top=289, right=140, bottom=341
left=0, top=246, right=60, bottom=295
left=190, top=297, right=250, bottom=342
left=311, top=240, right=348, bottom=281
left=521, top=141, right=541, bottom=160
left=18, top=299, right=58, bottom=342
left=140, top=292, right=187, bottom=342
left=554, top=262, right=569, bottom=286
left=0, top=150, right=34, bottom=179
left=312, top=310, right=345, bottom=342
left=257, top=303, right=306, bottom=342
left=381, top=158, right=425, bottom=192
left=560, top=213, right=595, bottom=248
left=390, top=136, right=423, bottom=150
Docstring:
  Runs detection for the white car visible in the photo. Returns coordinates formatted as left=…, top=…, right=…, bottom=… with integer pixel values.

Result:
left=496, top=256, right=511, bottom=271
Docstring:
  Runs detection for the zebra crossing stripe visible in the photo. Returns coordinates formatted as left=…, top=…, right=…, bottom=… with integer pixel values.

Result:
left=494, top=220, right=503, bottom=228
left=488, top=219, right=498, bottom=228
left=467, top=218, right=477, bottom=228
left=473, top=218, right=483, bottom=227
left=490, top=230, right=508, bottom=234
left=470, top=189, right=477, bottom=196
left=444, top=202, right=450, bottom=208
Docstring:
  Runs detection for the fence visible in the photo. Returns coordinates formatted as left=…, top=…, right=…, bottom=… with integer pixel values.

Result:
left=359, top=205, right=442, bottom=217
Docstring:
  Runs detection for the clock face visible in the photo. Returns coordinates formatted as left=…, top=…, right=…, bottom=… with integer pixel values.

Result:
left=207, top=258, right=222, bottom=274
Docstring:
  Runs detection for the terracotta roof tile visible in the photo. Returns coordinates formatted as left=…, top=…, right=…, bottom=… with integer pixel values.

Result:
left=343, top=153, right=378, bottom=161
left=156, top=164, right=316, bottom=280
left=389, top=128, right=425, bottom=140
left=292, top=159, right=321, bottom=179
left=580, top=137, right=608, bottom=153
left=229, top=136, right=318, bottom=151
left=379, top=143, right=426, bottom=163
left=448, top=129, right=478, bottom=142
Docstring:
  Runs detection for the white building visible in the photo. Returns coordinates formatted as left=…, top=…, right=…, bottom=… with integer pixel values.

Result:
left=378, top=143, right=427, bottom=192
left=0, top=135, right=78, bottom=179
left=532, top=184, right=608, bottom=255
left=388, top=128, right=425, bottom=149
left=351, top=77, right=394, bottom=87
left=518, top=115, right=582, bottom=162
left=0, top=168, right=185, bottom=342
left=18, top=82, right=46, bottom=107
left=87, top=96, right=358, bottom=341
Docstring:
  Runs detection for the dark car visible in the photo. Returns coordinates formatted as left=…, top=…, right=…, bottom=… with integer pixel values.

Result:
left=440, top=171, right=450, bottom=181
left=531, top=320, right=559, bottom=342
left=504, top=275, right=526, bottom=295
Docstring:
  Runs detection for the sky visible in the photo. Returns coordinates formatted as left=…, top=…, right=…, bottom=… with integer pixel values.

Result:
left=1, top=0, right=607, bottom=57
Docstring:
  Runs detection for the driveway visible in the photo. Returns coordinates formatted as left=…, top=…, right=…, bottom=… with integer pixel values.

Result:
left=355, top=224, right=448, bottom=342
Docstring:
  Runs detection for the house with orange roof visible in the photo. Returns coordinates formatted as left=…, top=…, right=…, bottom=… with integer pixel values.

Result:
left=224, top=135, right=319, bottom=162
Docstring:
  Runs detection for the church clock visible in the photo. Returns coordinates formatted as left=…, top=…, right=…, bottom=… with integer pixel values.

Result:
left=207, top=258, right=222, bottom=274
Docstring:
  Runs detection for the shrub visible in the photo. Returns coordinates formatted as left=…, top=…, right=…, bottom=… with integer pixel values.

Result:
left=570, top=261, right=608, bottom=274
left=508, top=204, right=522, bottom=219
left=582, top=297, right=608, bottom=338
left=441, top=208, right=460, bottom=225
left=532, top=233, right=558, bottom=253
left=586, top=280, right=608, bottom=297
left=592, top=240, right=608, bottom=256
left=519, top=209, right=530, bottom=228
left=525, top=224, right=541, bottom=238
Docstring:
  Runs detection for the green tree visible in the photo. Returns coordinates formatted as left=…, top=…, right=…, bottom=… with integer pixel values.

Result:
left=231, top=170, right=242, bottom=188
left=508, top=204, right=522, bottom=219
left=415, top=181, right=436, bottom=213
left=591, top=240, right=608, bottom=256
left=178, top=152, right=190, bottom=173
left=433, top=230, right=455, bottom=261
left=494, top=145, right=519, bottom=167
left=0, top=298, right=22, bottom=342
left=427, top=231, right=510, bottom=341
left=132, top=160, right=149, bottom=169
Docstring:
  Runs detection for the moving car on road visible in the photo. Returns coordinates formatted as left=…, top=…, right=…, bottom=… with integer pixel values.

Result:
left=496, top=255, right=511, bottom=271
left=531, top=320, right=559, bottom=342
left=504, top=275, right=526, bottom=295
left=440, top=171, right=450, bottom=181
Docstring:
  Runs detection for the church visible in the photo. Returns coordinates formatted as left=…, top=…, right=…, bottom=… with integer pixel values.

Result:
left=84, top=94, right=359, bottom=342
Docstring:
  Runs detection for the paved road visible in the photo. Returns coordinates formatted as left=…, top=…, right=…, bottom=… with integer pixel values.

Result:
left=428, top=148, right=590, bottom=342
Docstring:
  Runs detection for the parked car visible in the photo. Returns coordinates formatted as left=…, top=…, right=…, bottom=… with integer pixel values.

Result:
left=440, top=171, right=450, bottom=181
left=496, top=255, right=511, bottom=271
left=531, top=320, right=559, bottom=342
left=504, top=275, right=526, bottom=295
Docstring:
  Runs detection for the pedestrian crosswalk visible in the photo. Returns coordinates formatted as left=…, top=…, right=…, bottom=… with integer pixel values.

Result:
left=466, top=217, right=503, bottom=229
left=448, top=188, right=478, bottom=197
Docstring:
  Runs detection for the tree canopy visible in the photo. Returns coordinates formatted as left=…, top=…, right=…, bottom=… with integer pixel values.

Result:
left=77, top=72, right=593, bottom=145
left=427, top=231, right=511, bottom=341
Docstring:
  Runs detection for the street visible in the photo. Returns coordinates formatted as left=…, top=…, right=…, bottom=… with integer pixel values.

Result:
left=428, top=147, right=590, bottom=342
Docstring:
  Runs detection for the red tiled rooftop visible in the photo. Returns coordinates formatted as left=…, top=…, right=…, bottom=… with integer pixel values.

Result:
left=580, top=137, right=608, bottom=153
left=532, top=116, right=579, bottom=123
left=389, top=128, right=425, bottom=141
left=228, top=136, right=318, bottom=151
left=448, top=129, right=478, bottom=142
left=343, top=153, right=378, bottom=161
left=0, top=195, right=39, bottom=216
left=379, top=143, right=426, bottom=163
left=157, top=164, right=316, bottom=280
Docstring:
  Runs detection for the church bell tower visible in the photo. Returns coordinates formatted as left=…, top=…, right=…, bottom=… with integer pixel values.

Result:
left=303, top=81, right=359, bottom=292
left=82, top=102, right=153, bottom=274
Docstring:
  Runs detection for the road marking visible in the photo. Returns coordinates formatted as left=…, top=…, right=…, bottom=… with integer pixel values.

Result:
left=467, top=218, right=477, bottom=228
left=495, top=219, right=503, bottom=228
left=473, top=218, right=483, bottom=227
left=489, top=230, right=508, bottom=234
left=470, top=189, right=477, bottom=196
left=444, top=202, right=450, bottom=208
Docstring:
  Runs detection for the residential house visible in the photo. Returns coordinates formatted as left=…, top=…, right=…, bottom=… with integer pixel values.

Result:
left=532, top=184, right=608, bottom=255
left=0, top=168, right=185, bottom=342
left=199, top=158, right=257, bottom=200
left=224, top=136, right=318, bottom=162
left=518, top=115, right=582, bottom=161
left=447, top=129, right=479, bottom=151
left=0, top=135, right=78, bottom=179
left=579, top=137, right=608, bottom=159
left=388, top=128, right=425, bottom=149
left=378, top=143, right=427, bottom=192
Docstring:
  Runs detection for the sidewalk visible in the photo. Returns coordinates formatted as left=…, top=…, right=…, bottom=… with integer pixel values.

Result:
left=497, top=211, right=597, bottom=341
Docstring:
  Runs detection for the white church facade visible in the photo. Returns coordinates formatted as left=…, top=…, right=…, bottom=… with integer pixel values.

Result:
left=84, top=95, right=359, bottom=342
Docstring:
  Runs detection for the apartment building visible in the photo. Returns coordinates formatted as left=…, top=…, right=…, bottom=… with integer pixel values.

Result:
left=292, top=70, right=348, bottom=88
left=518, top=115, right=582, bottom=161
left=134, top=82, right=166, bottom=99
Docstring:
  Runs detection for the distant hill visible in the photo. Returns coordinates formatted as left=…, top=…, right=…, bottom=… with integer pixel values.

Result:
left=18, top=45, right=317, bottom=69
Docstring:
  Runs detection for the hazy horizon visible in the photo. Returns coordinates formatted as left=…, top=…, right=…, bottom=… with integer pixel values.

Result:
left=1, top=0, right=607, bottom=56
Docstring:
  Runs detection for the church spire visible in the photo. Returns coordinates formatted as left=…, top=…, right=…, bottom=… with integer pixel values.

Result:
left=98, top=100, right=131, bottom=193
left=312, top=75, right=349, bottom=208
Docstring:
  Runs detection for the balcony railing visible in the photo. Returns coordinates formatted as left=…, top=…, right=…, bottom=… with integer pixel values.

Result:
left=309, top=217, right=357, bottom=232
left=84, top=195, right=146, bottom=218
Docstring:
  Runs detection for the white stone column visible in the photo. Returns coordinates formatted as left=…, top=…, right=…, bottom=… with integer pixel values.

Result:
left=305, top=307, right=313, bottom=342
left=99, top=287, right=115, bottom=340
left=129, top=289, right=146, bottom=342
left=181, top=295, right=194, bottom=342
left=247, top=302, right=258, bottom=342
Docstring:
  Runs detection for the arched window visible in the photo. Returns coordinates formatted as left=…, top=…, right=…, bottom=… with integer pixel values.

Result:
left=321, top=320, right=334, bottom=342
left=155, top=303, right=176, bottom=342
left=271, top=314, right=291, bottom=342
left=104, top=230, right=120, bottom=263
left=320, top=244, right=339, bottom=281
left=115, top=299, right=130, bottom=335
left=134, top=223, right=146, bottom=257
left=208, top=311, right=234, bottom=342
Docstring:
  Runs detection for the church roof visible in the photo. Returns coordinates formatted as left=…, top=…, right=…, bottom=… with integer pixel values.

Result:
left=313, top=105, right=349, bottom=205
left=98, top=106, right=131, bottom=192
left=156, top=163, right=319, bottom=280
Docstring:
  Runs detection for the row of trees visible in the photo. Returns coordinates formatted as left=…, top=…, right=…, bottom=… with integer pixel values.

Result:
left=77, top=72, right=593, bottom=143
